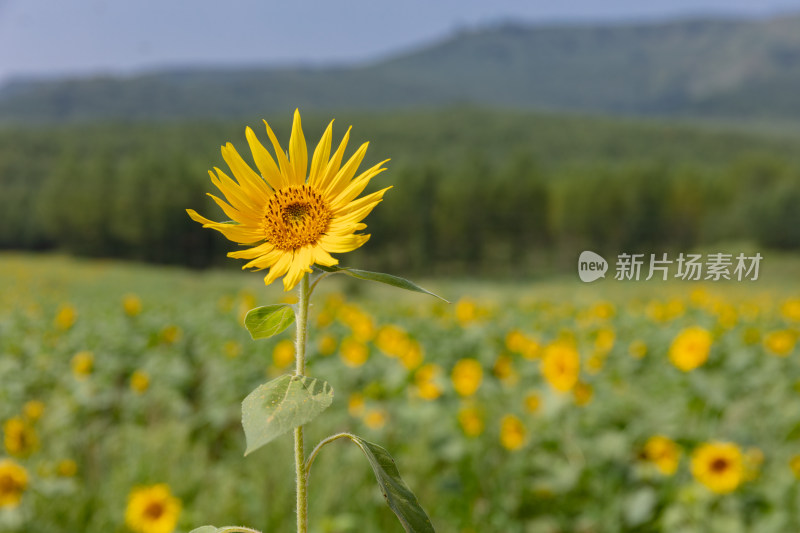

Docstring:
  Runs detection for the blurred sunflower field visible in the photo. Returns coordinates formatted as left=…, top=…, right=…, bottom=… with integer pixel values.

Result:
left=2, top=252, right=800, bottom=533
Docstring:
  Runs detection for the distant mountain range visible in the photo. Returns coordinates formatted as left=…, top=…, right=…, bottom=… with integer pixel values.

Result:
left=2, top=13, right=800, bottom=122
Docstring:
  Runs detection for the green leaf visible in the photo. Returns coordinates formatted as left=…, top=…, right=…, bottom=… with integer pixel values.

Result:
left=189, top=528, right=218, bottom=533
left=244, top=304, right=295, bottom=340
left=316, top=266, right=448, bottom=302
left=346, top=434, right=436, bottom=533
left=242, top=374, right=333, bottom=455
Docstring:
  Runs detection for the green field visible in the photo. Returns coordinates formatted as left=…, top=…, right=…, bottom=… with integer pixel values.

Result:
left=2, top=252, right=800, bottom=532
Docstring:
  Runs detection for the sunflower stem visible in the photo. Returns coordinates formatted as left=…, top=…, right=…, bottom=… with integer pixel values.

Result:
left=294, top=273, right=310, bottom=533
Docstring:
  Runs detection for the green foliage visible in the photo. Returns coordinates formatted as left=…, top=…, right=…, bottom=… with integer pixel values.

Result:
left=337, top=434, right=436, bottom=533
left=241, top=375, right=333, bottom=456
left=316, top=266, right=448, bottom=302
left=244, top=305, right=295, bottom=340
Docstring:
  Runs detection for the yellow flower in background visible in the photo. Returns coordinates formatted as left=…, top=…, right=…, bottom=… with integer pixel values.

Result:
left=628, top=340, right=648, bottom=359
left=743, top=447, right=764, bottom=481
left=500, top=415, right=526, bottom=451
left=347, top=393, right=366, bottom=417
left=160, top=325, right=182, bottom=345
left=223, top=340, right=242, bottom=359
left=187, top=109, right=390, bottom=291
left=573, top=381, right=593, bottom=406
left=541, top=341, right=580, bottom=392
left=643, top=435, right=680, bottom=476
left=123, top=294, right=142, bottom=317
left=585, top=353, right=605, bottom=375
left=130, top=370, right=150, bottom=394
left=376, top=325, right=408, bottom=357
left=594, top=328, right=615, bottom=354
left=125, top=484, right=181, bottom=533
left=789, top=454, right=800, bottom=479
left=54, top=304, right=77, bottom=331
left=317, top=334, right=337, bottom=356
left=350, top=317, right=376, bottom=343
left=272, top=339, right=295, bottom=369
left=458, top=406, right=484, bottom=437
left=493, top=354, right=518, bottom=385
left=506, top=330, right=540, bottom=360
left=524, top=392, right=542, bottom=413
left=691, top=441, right=744, bottom=494
left=715, top=303, right=738, bottom=329
left=520, top=338, right=541, bottom=360
left=71, top=350, right=94, bottom=379
left=364, top=409, right=387, bottom=429
left=669, top=326, right=711, bottom=372
left=455, top=298, right=477, bottom=325
left=57, top=459, right=78, bottom=477
left=340, top=337, right=369, bottom=368
left=782, top=298, right=800, bottom=322
left=414, top=364, right=443, bottom=401
left=398, top=339, right=424, bottom=371
left=590, top=301, right=615, bottom=320
left=23, top=400, right=45, bottom=422
left=763, top=330, right=796, bottom=357
left=4, top=417, right=38, bottom=457
left=0, top=459, right=28, bottom=508
left=451, top=359, right=483, bottom=397
left=505, top=329, right=527, bottom=353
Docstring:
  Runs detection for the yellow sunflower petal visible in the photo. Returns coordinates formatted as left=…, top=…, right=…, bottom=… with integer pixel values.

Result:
left=283, top=246, right=314, bottom=291
left=311, top=245, right=339, bottom=267
left=228, top=241, right=276, bottom=260
left=309, top=120, right=333, bottom=187
left=186, top=209, right=217, bottom=226
left=329, top=164, right=390, bottom=211
left=221, top=143, right=272, bottom=198
left=246, top=126, right=288, bottom=190
left=205, top=223, right=264, bottom=244
left=209, top=168, right=260, bottom=214
left=323, top=142, right=369, bottom=197
left=319, top=233, right=370, bottom=253
left=264, top=120, right=296, bottom=186
left=241, top=248, right=284, bottom=271
left=333, top=186, right=391, bottom=218
left=206, top=193, right=254, bottom=224
left=264, top=253, right=293, bottom=285
left=316, top=126, right=351, bottom=192
left=289, top=109, right=308, bottom=186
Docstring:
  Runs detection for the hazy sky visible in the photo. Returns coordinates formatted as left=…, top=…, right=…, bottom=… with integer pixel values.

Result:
left=2, top=0, right=800, bottom=83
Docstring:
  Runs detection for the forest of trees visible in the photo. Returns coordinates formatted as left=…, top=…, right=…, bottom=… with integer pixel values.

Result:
left=1, top=108, right=799, bottom=276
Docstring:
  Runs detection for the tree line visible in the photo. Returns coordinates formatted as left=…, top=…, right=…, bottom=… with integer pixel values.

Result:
left=1, top=109, right=799, bottom=276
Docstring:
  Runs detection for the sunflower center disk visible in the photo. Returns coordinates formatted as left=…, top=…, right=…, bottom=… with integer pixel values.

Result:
left=710, top=458, right=729, bottom=472
left=0, top=474, right=16, bottom=493
left=264, top=185, right=332, bottom=251
left=143, top=502, right=165, bottom=520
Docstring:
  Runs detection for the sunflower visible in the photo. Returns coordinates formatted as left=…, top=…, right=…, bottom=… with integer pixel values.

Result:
left=0, top=459, right=28, bottom=508
left=187, top=110, right=390, bottom=291
left=690, top=441, right=744, bottom=494
left=668, top=326, right=712, bottom=372
left=451, top=358, right=483, bottom=397
left=125, top=484, right=181, bottom=533
left=642, top=435, right=681, bottom=476
left=540, top=340, right=580, bottom=392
